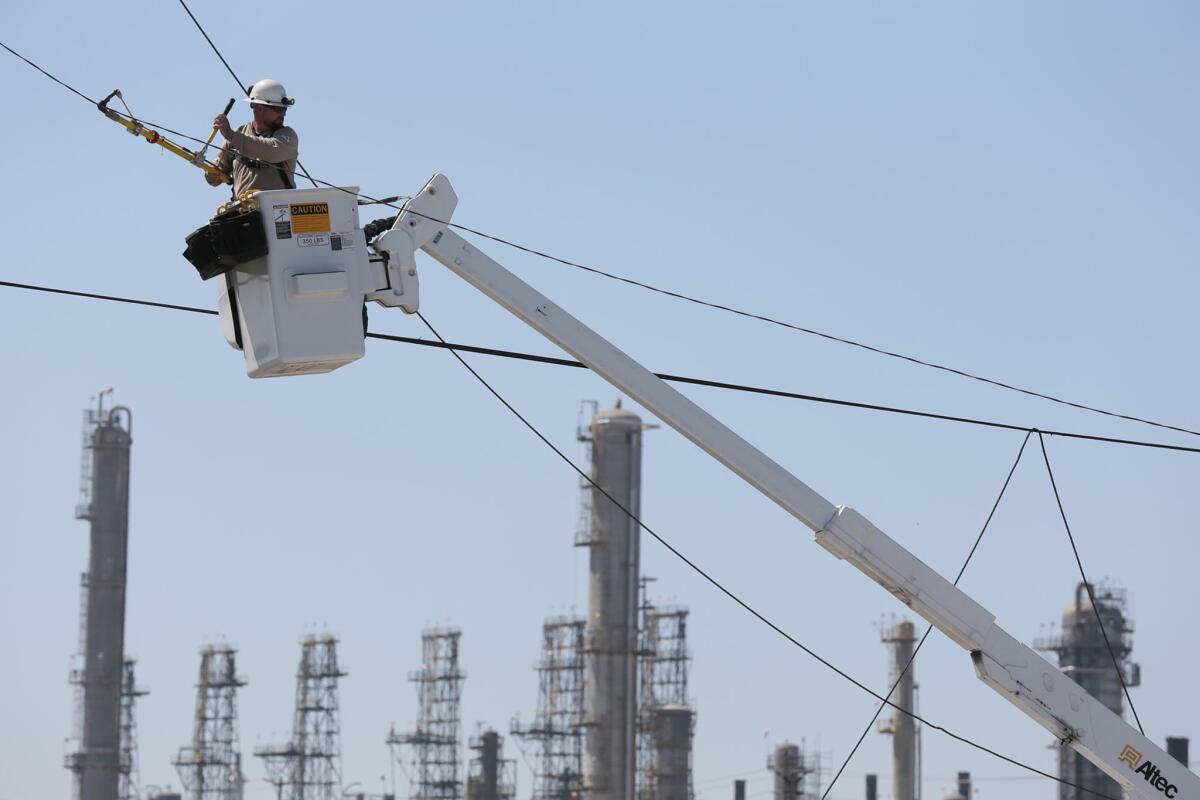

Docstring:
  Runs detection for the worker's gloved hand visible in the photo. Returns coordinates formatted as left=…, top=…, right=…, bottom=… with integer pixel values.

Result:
left=205, top=171, right=224, bottom=187
left=213, top=114, right=233, bottom=138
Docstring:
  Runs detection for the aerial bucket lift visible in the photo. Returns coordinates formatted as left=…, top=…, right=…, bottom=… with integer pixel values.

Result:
left=187, top=175, right=1195, bottom=800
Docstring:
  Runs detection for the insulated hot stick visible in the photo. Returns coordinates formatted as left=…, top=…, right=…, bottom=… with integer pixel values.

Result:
left=97, top=89, right=232, bottom=184
left=194, top=97, right=235, bottom=167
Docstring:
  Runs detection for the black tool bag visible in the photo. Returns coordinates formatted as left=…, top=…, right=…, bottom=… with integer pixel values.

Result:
left=182, top=206, right=268, bottom=280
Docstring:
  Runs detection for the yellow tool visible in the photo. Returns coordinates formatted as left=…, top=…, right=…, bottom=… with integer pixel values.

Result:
left=98, top=90, right=234, bottom=185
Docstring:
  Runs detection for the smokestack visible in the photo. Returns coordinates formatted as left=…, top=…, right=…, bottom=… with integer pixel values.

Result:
left=956, top=771, right=970, bottom=799
left=865, top=774, right=877, bottom=800
left=734, top=779, right=746, bottom=800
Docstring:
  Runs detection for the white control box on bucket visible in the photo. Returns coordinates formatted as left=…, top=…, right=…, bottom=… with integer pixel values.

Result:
left=217, top=187, right=371, bottom=378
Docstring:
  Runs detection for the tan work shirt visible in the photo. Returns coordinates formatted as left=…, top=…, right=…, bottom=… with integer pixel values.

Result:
left=215, top=123, right=300, bottom=196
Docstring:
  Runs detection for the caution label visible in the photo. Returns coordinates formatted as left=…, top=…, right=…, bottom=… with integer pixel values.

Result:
left=290, top=202, right=330, bottom=234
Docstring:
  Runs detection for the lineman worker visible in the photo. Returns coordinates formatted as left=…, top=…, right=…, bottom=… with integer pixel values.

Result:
left=206, top=78, right=299, bottom=196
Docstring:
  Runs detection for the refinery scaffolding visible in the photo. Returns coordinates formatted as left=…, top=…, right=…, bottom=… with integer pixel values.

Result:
left=174, top=644, right=246, bottom=800
left=388, top=627, right=466, bottom=800
left=119, top=658, right=148, bottom=800
left=512, top=617, right=587, bottom=800
left=466, top=729, right=516, bottom=800
left=636, top=592, right=694, bottom=800
left=256, top=635, right=347, bottom=800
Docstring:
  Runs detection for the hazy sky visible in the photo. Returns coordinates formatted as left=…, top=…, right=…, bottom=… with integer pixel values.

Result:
left=2, top=3, right=1198, bottom=800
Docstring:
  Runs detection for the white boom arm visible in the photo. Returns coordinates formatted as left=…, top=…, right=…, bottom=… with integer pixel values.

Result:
left=375, top=174, right=1194, bottom=800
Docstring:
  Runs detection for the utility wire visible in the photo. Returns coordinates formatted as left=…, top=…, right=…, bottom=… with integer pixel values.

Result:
left=4, top=278, right=1199, bottom=458
left=3, top=278, right=1200, bottom=458
left=821, top=431, right=1031, bottom=799
left=413, top=310, right=1116, bottom=800
left=433, top=221, right=1200, bottom=440
left=1037, top=432, right=1145, bottom=735
left=3, top=38, right=1194, bottom=442
left=1, top=41, right=94, bottom=104
left=176, top=0, right=245, bottom=95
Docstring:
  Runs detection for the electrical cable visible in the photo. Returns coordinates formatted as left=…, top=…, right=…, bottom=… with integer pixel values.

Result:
left=821, top=431, right=1031, bottom=799
left=432, top=217, right=1200, bottom=440
left=412, top=310, right=1117, bottom=800
left=176, top=0, right=245, bottom=96
left=4, top=39, right=1195, bottom=442
left=1, top=41, right=95, bottom=104
left=3, top=278, right=1199, bottom=458
left=1037, top=432, right=1145, bottom=735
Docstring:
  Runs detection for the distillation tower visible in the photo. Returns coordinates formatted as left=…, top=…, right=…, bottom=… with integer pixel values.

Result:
left=388, top=627, right=466, bottom=800
left=466, top=729, right=516, bottom=800
left=256, top=635, right=347, bottom=800
left=767, top=743, right=818, bottom=800
left=175, top=644, right=246, bottom=800
left=636, top=597, right=694, bottom=800
left=1035, top=582, right=1138, bottom=800
left=66, top=392, right=135, bottom=800
left=878, top=620, right=917, bottom=800
left=512, top=617, right=587, bottom=800
left=577, top=401, right=647, bottom=800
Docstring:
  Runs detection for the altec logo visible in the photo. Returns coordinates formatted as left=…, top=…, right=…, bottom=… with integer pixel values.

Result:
left=1120, top=745, right=1181, bottom=798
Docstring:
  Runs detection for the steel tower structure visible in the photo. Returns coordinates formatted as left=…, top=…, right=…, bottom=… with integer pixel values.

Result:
left=636, top=598, right=693, bottom=800
left=119, top=658, right=148, bottom=800
left=256, top=635, right=347, bottom=800
left=578, top=401, right=647, bottom=800
left=66, top=391, right=134, bottom=800
left=175, top=644, right=247, bottom=800
left=466, top=729, right=516, bottom=800
left=1035, top=582, right=1138, bottom=800
left=512, top=616, right=587, bottom=800
left=878, top=621, right=917, bottom=800
left=388, top=627, right=466, bottom=800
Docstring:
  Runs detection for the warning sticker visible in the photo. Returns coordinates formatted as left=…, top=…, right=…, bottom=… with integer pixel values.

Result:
left=290, top=202, right=331, bottom=234
left=272, top=204, right=292, bottom=239
left=298, top=234, right=330, bottom=248
left=331, top=232, right=356, bottom=252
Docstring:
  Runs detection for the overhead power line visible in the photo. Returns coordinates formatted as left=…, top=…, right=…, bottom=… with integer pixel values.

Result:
left=445, top=218, right=1200, bottom=440
left=3, top=38, right=1194, bottom=441
left=3, top=278, right=1198, bottom=457
left=175, top=0, right=245, bottom=95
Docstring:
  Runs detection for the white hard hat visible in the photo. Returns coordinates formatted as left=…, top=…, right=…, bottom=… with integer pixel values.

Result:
left=244, top=79, right=295, bottom=108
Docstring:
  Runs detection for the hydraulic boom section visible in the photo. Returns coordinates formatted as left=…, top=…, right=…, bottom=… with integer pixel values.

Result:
left=388, top=175, right=1196, bottom=800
